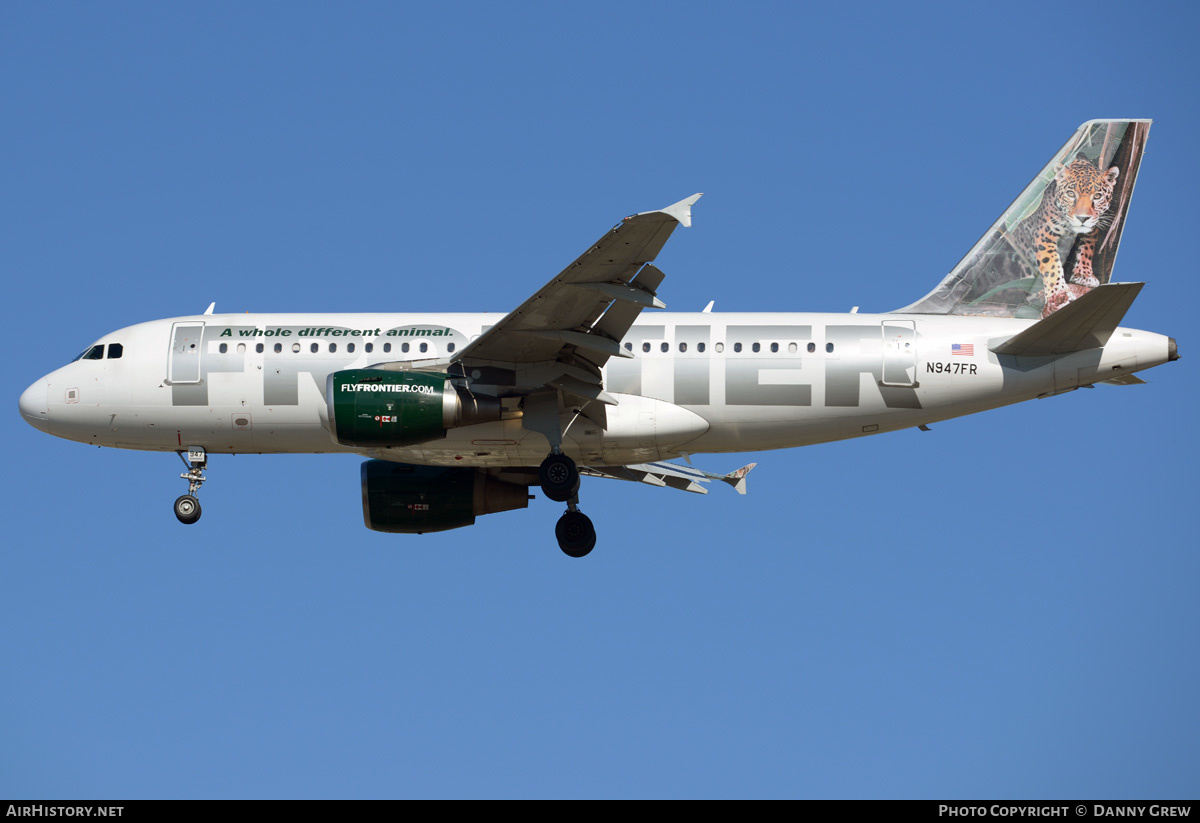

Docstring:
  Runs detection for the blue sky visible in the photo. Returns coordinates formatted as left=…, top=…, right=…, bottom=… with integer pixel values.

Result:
left=3, top=1, right=1197, bottom=799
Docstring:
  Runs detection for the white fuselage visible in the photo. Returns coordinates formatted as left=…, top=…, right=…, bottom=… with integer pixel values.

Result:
left=20, top=311, right=1174, bottom=467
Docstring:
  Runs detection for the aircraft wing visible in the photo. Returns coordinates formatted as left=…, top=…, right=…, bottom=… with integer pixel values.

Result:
left=449, top=195, right=701, bottom=410
left=581, top=460, right=756, bottom=495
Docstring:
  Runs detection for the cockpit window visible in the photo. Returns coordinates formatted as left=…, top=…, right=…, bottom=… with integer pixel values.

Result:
left=107, top=343, right=123, bottom=359
left=74, top=345, right=104, bottom=361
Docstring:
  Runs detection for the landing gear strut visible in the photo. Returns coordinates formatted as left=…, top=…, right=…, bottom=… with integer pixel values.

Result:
left=174, top=447, right=207, bottom=525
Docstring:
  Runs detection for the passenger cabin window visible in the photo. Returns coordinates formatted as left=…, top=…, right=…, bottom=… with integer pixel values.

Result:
left=770, top=342, right=779, bottom=353
left=292, top=343, right=301, bottom=353
left=807, top=342, right=816, bottom=353
left=275, top=343, right=283, bottom=353
left=329, top=343, right=337, bottom=353
left=660, top=342, right=668, bottom=353
left=788, top=342, right=797, bottom=353
left=698, top=342, right=706, bottom=353
left=107, top=343, right=123, bottom=359
left=733, top=343, right=742, bottom=353
left=420, top=342, right=428, bottom=353
left=826, top=343, right=834, bottom=353
left=642, top=343, right=651, bottom=353
left=237, top=343, right=246, bottom=354
left=401, top=342, right=410, bottom=353
left=625, top=342, right=633, bottom=351
left=715, top=343, right=724, bottom=353
left=347, top=343, right=355, bottom=353
left=447, top=343, right=455, bottom=353
left=257, top=343, right=264, bottom=353
left=366, top=343, right=374, bottom=353
left=219, top=343, right=228, bottom=353
left=310, top=343, right=319, bottom=353
left=752, top=343, right=760, bottom=353
left=383, top=343, right=392, bottom=353
left=679, top=342, right=687, bottom=353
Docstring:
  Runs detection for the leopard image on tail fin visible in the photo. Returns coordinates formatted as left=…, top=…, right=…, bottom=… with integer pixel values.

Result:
left=1011, top=157, right=1120, bottom=317
left=897, top=120, right=1150, bottom=319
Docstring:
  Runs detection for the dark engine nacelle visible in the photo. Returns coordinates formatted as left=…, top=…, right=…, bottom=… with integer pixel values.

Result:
left=361, top=460, right=531, bottom=533
left=327, top=369, right=500, bottom=448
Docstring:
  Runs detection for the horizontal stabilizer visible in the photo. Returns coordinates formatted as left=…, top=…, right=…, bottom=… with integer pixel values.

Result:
left=990, top=283, right=1143, bottom=357
left=721, top=463, right=756, bottom=495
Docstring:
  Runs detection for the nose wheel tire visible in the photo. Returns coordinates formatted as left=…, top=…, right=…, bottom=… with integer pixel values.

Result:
left=556, top=511, right=596, bottom=558
left=539, top=453, right=580, bottom=503
left=174, top=494, right=202, bottom=525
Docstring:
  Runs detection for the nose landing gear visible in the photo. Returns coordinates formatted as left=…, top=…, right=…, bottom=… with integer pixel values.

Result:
left=174, top=493, right=201, bottom=524
left=174, top=447, right=207, bottom=525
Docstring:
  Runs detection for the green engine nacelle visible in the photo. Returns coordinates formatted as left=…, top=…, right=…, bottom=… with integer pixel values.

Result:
left=327, top=370, right=453, bottom=447
left=361, top=461, right=531, bottom=533
left=327, top=369, right=501, bottom=448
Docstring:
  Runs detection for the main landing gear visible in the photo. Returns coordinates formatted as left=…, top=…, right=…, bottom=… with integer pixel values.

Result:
left=539, top=452, right=595, bottom=558
left=556, top=505, right=596, bottom=558
left=538, top=451, right=580, bottom=502
left=174, top=447, right=207, bottom=525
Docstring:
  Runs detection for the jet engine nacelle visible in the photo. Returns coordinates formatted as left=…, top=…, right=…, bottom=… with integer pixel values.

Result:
left=327, top=369, right=500, bottom=448
left=360, top=460, right=530, bottom=533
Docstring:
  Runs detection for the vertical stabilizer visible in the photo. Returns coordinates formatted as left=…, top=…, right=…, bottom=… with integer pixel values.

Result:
left=898, top=120, right=1150, bottom=319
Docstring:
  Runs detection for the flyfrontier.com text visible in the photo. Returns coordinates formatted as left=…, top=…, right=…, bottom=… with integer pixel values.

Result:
left=341, top=383, right=436, bottom=394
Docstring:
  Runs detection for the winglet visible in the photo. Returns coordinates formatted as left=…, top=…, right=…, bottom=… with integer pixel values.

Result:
left=203, top=302, right=216, bottom=315
left=650, top=193, right=703, bottom=228
left=721, top=463, right=757, bottom=495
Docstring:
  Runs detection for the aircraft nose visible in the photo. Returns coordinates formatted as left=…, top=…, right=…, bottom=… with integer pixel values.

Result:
left=19, top=377, right=50, bottom=433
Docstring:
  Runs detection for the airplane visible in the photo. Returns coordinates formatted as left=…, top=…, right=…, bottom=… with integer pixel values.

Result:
left=18, top=119, right=1178, bottom=557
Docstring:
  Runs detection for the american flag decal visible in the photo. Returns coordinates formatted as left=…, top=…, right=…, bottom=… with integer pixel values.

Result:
left=952, top=343, right=974, bottom=356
